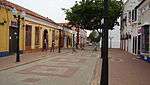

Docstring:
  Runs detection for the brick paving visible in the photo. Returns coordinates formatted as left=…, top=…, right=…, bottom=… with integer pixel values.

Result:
left=91, top=48, right=150, bottom=85
left=0, top=48, right=149, bottom=85
left=0, top=47, right=99, bottom=85
left=0, top=48, right=71, bottom=71
left=109, top=49, right=150, bottom=85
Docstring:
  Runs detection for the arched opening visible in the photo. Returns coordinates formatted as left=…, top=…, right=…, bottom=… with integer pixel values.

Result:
left=42, top=29, right=48, bottom=51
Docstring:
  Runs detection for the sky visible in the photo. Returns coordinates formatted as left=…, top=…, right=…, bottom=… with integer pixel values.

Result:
left=7, top=0, right=127, bottom=23
left=7, top=0, right=127, bottom=36
left=7, top=0, right=80, bottom=23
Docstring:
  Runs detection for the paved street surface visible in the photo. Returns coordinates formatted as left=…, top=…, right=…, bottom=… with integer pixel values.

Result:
left=0, top=47, right=99, bottom=85
left=0, top=47, right=150, bottom=85
left=0, top=49, right=71, bottom=71
left=109, top=49, right=150, bottom=85
left=91, top=49, right=150, bottom=85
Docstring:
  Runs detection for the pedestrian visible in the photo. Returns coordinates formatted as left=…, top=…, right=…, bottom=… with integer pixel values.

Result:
left=51, top=40, right=55, bottom=52
left=72, top=42, right=77, bottom=53
left=42, top=39, right=48, bottom=51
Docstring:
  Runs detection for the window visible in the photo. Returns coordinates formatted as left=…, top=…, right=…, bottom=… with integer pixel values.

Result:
left=141, top=25, right=150, bottom=52
left=132, top=10, right=134, bottom=21
left=25, top=25, right=32, bottom=46
left=128, top=11, right=131, bottom=21
left=134, top=9, right=137, bottom=21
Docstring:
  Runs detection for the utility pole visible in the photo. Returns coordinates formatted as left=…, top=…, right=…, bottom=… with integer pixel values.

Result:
left=100, top=0, right=109, bottom=85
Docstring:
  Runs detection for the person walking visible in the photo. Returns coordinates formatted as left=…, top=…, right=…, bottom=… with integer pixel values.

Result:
left=42, top=39, right=48, bottom=51
left=51, top=40, right=55, bottom=52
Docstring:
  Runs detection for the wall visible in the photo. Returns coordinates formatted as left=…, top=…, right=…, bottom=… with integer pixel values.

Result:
left=109, top=26, right=120, bottom=48
left=0, top=7, right=24, bottom=55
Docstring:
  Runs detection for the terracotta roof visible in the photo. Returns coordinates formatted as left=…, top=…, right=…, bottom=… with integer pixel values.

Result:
left=1, top=0, right=58, bottom=25
left=58, top=23, right=72, bottom=29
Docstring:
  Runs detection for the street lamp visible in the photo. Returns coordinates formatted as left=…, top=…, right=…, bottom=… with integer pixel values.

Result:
left=11, top=8, right=25, bottom=62
left=100, top=0, right=109, bottom=85
left=58, top=29, right=61, bottom=53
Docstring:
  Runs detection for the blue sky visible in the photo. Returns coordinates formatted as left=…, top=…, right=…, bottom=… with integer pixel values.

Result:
left=7, top=0, right=80, bottom=23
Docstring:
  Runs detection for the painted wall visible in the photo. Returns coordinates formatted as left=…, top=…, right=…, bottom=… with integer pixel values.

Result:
left=0, top=7, right=24, bottom=53
left=24, top=20, right=55, bottom=50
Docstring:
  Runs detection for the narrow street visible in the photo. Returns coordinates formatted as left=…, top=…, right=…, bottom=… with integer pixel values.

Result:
left=0, top=0, right=149, bottom=85
left=0, top=47, right=150, bottom=85
left=0, top=47, right=99, bottom=85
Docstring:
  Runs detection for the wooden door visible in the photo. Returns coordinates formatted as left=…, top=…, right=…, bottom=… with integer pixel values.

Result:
left=25, top=25, right=32, bottom=50
left=9, top=27, right=17, bottom=53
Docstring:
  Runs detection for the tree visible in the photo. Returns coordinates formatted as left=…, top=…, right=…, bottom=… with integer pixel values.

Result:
left=63, top=0, right=123, bottom=35
left=88, top=30, right=101, bottom=51
left=63, top=0, right=123, bottom=85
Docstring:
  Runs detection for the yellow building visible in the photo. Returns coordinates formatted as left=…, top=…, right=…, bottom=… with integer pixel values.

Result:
left=0, top=1, right=61, bottom=57
left=0, top=3, right=24, bottom=57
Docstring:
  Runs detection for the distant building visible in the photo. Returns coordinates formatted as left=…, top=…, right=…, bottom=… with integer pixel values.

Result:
left=58, top=23, right=87, bottom=49
left=109, top=26, right=120, bottom=48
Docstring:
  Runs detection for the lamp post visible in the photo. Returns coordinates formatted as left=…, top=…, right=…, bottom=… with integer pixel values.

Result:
left=58, top=29, right=61, bottom=53
left=100, top=0, right=109, bottom=85
left=11, top=8, right=25, bottom=62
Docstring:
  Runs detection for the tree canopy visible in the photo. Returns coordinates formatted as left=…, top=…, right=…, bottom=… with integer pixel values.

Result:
left=63, top=0, right=123, bottom=34
left=88, top=30, right=101, bottom=43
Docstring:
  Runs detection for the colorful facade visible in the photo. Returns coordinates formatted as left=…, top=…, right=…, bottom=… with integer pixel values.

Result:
left=0, top=3, right=24, bottom=56
left=0, top=1, right=74, bottom=57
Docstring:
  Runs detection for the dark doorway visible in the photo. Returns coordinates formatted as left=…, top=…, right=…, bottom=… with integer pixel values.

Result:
left=132, top=37, right=135, bottom=53
left=42, top=29, right=48, bottom=50
left=9, top=27, right=18, bottom=53
left=52, top=30, right=55, bottom=42
left=135, top=36, right=137, bottom=54
left=138, top=35, right=141, bottom=54
left=25, top=25, right=32, bottom=50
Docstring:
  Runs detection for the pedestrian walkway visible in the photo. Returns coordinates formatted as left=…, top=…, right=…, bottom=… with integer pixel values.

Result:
left=0, top=47, right=99, bottom=85
left=91, top=48, right=150, bottom=85
left=109, top=49, right=150, bottom=85
left=1, top=48, right=149, bottom=85
left=0, top=48, right=71, bottom=71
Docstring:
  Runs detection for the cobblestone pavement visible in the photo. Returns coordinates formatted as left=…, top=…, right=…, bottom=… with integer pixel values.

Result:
left=0, top=47, right=99, bottom=85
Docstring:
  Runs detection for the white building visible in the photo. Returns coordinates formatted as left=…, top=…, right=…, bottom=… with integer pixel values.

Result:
left=121, top=0, right=150, bottom=62
left=121, top=0, right=142, bottom=53
left=109, top=26, right=120, bottom=48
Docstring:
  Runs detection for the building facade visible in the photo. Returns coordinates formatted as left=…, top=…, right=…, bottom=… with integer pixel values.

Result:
left=121, top=0, right=150, bottom=62
left=0, top=1, right=75, bottom=57
left=59, top=23, right=87, bottom=49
